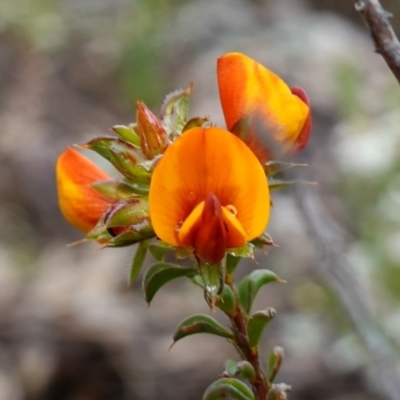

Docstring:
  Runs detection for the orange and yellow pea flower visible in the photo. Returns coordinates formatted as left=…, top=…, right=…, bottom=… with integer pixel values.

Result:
left=57, top=147, right=112, bottom=233
left=149, top=127, right=270, bottom=265
left=217, top=52, right=311, bottom=163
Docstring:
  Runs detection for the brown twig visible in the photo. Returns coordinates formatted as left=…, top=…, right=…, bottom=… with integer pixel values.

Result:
left=353, top=0, right=400, bottom=84
left=225, top=273, right=269, bottom=400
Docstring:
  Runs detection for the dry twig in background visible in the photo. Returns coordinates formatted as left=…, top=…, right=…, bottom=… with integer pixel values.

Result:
left=353, top=0, right=400, bottom=83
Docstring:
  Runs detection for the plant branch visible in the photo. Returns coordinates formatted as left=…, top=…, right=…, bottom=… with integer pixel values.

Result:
left=353, top=0, right=400, bottom=84
left=226, top=273, right=269, bottom=400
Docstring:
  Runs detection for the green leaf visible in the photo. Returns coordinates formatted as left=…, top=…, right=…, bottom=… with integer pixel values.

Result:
left=235, top=361, right=256, bottom=381
left=173, top=314, right=233, bottom=344
left=223, top=360, right=256, bottom=381
left=238, top=270, right=284, bottom=314
left=247, top=308, right=276, bottom=348
left=111, top=124, right=141, bottom=147
left=105, top=198, right=149, bottom=228
left=250, top=233, right=277, bottom=249
left=107, top=221, right=155, bottom=248
left=148, top=242, right=174, bottom=261
left=226, top=253, right=241, bottom=274
left=267, top=346, right=284, bottom=383
left=142, top=262, right=197, bottom=304
left=81, top=137, right=151, bottom=183
left=192, top=275, right=236, bottom=315
left=92, top=180, right=140, bottom=201
left=203, top=378, right=254, bottom=400
left=161, top=83, right=193, bottom=135
left=228, top=243, right=254, bottom=259
left=128, top=239, right=150, bottom=285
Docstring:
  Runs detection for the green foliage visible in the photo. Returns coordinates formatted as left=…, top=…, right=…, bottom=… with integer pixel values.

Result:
left=238, top=270, right=284, bottom=314
left=142, top=262, right=197, bottom=304
left=142, top=262, right=198, bottom=304
left=267, top=347, right=284, bottom=383
left=128, top=239, right=150, bottom=285
left=223, top=360, right=256, bottom=381
left=203, top=378, right=255, bottom=400
left=111, top=125, right=141, bottom=147
left=172, top=314, right=234, bottom=343
left=192, top=275, right=236, bottom=316
left=247, top=308, right=276, bottom=348
left=81, top=137, right=151, bottom=183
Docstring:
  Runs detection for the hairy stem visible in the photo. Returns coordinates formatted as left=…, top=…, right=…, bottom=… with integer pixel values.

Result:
left=226, top=272, right=269, bottom=399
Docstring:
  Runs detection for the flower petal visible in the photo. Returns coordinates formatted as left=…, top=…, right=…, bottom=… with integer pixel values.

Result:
left=217, top=52, right=310, bottom=160
left=149, top=127, right=270, bottom=249
left=56, top=147, right=112, bottom=233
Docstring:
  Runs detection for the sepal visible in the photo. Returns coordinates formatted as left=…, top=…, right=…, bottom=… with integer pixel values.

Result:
left=160, top=83, right=193, bottom=135
left=79, top=137, right=151, bottom=183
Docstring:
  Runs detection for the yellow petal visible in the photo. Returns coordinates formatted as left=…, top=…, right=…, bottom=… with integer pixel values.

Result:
left=217, top=52, right=310, bottom=160
left=56, top=147, right=112, bottom=233
left=149, top=127, right=270, bottom=250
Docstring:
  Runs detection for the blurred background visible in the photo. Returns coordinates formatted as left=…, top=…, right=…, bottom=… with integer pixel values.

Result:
left=0, top=0, right=400, bottom=399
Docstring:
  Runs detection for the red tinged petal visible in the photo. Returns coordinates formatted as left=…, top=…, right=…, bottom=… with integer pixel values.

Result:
left=56, top=147, right=112, bottom=233
left=290, top=86, right=312, bottom=152
left=217, top=52, right=311, bottom=162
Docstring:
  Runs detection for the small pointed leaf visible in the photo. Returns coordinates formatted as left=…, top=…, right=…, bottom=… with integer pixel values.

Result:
left=128, top=239, right=150, bottom=285
left=92, top=180, right=139, bottom=201
left=148, top=242, right=174, bottom=261
left=202, top=378, right=254, bottom=400
left=251, top=233, right=278, bottom=249
left=268, top=346, right=284, bottom=383
left=143, top=262, right=197, bottom=304
left=173, top=314, right=233, bottom=343
left=226, top=253, right=241, bottom=274
left=247, top=308, right=276, bottom=348
left=235, top=361, right=256, bottom=381
left=238, top=270, right=283, bottom=314
left=228, top=243, right=254, bottom=259
left=80, top=137, right=151, bottom=183
left=111, top=124, right=141, bottom=146
left=107, top=224, right=155, bottom=247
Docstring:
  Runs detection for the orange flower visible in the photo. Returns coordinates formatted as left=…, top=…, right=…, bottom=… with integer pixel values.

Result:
left=56, top=147, right=112, bottom=233
left=149, top=127, right=270, bottom=264
left=217, top=52, right=311, bottom=163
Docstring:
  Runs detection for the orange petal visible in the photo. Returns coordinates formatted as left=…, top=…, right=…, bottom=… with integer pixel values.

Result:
left=149, top=127, right=270, bottom=251
left=56, top=147, right=112, bottom=233
left=217, top=52, right=310, bottom=160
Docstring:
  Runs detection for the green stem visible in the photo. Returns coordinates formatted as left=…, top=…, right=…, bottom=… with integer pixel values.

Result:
left=226, top=272, right=269, bottom=400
